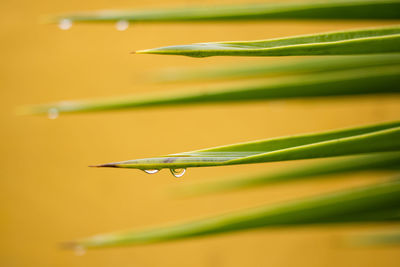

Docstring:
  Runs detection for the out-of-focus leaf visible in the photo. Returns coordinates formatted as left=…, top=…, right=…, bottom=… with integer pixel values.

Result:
left=65, top=179, right=400, bottom=249
left=21, top=66, right=400, bottom=115
left=178, top=152, right=400, bottom=196
left=48, top=0, right=400, bottom=24
left=136, top=26, right=400, bottom=57
left=351, top=230, right=400, bottom=246
left=156, top=55, right=400, bottom=82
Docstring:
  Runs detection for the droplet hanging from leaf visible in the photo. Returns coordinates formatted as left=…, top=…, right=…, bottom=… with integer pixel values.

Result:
left=170, top=168, right=186, bottom=178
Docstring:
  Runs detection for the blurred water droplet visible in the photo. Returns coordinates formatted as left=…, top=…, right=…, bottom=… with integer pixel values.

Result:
left=74, top=245, right=86, bottom=256
left=48, top=108, right=59, bottom=119
left=115, top=20, right=129, bottom=31
left=143, top=169, right=159, bottom=174
left=170, top=168, right=186, bottom=178
left=58, top=19, right=73, bottom=30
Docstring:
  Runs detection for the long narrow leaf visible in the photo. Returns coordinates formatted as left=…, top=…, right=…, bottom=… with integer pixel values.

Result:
left=91, top=121, right=400, bottom=171
left=157, top=55, right=400, bottom=82
left=66, top=180, right=400, bottom=249
left=22, top=66, right=400, bottom=115
left=136, top=26, right=400, bottom=57
left=49, top=0, right=400, bottom=24
left=178, top=152, right=400, bottom=195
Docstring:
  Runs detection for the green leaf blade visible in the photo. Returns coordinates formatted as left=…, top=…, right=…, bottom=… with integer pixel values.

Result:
left=228, top=126, right=400, bottom=165
left=136, top=26, right=400, bottom=57
left=50, top=0, right=400, bottom=24
left=69, top=180, right=400, bottom=249
left=22, top=65, right=400, bottom=115
left=92, top=121, right=400, bottom=170
left=179, top=152, right=400, bottom=195
left=156, top=55, right=400, bottom=82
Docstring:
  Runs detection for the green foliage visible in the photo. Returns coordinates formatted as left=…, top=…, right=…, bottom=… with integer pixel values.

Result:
left=136, top=25, right=400, bottom=57
left=48, top=0, right=400, bottom=23
left=68, top=179, right=400, bottom=249
left=22, top=65, right=400, bottom=115
left=32, top=0, right=400, bottom=250
left=178, top=152, right=400, bottom=196
left=93, top=121, right=400, bottom=170
left=156, top=54, right=400, bottom=82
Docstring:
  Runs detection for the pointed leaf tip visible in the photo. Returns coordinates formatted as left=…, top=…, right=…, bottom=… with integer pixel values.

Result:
left=38, top=15, right=58, bottom=25
left=59, top=241, right=79, bottom=250
left=135, top=49, right=153, bottom=54
left=89, top=163, right=118, bottom=168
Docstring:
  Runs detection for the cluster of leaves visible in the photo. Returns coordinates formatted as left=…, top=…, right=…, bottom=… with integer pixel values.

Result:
left=28, top=0, right=400, bottom=250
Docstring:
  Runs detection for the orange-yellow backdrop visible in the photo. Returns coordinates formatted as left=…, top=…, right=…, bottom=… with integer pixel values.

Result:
left=1, top=0, right=400, bottom=266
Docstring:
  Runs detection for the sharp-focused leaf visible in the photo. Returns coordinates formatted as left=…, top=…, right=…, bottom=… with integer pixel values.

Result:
left=178, top=152, right=400, bottom=196
left=156, top=55, right=400, bottom=82
left=49, top=0, right=400, bottom=24
left=136, top=26, right=400, bottom=57
left=66, top=180, right=400, bottom=249
left=22, top=66, right=400, bottom=115
left=91, top=121, right=400, bottom=171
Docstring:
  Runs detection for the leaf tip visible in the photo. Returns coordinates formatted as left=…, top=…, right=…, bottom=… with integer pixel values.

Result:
left=59, top=241, right=79, bottom=250
left=38, top=15, right=59, bottom=25
left=134, top=49, right=151, bottom=54
left=89, top=163, right=119, bottom=168
left=135, top=47, right=172, bottom=55
left=60, top=241, right=88, bottom=255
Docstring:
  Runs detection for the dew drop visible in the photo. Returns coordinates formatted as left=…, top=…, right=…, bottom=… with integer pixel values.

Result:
left=48, top=108, right=59, bottom=120
left=170, top=168, right=186, bottom=178
left=115, top=20, right=129, bottom=31
left=143, top=169, right=159, bottom=174
left=58, top=19, right=73, bottom=30
left=74, top=245, right=86, bottom=256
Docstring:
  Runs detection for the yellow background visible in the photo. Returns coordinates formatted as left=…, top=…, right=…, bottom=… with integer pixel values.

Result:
left=1, top=0, right=399, bottom=266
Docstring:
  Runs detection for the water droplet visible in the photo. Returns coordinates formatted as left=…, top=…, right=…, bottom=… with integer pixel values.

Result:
left=74, top=245, right=86, bottom=256
left=143, top=169, right=159, bottom=174
left=48, top=108, right=59, bottom=119
left=170, top=168, right=186, bottom=178
left=58, top=19, right=73, bottom=30
left=115, top=20, right=129, bottom=31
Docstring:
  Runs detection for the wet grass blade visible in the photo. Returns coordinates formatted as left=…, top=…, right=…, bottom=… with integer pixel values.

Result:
left=178, top=152, right=400, bottom=196
left=21, top=65, right=400, bottom=115
left=156, top=55, right=400, bottom=82
left=91, top=121, right=400, bottom=171
left=66, top=179, right=400, bottom=249
left=136, top=25, right=400, bottom=57
left=48, top=0, right=400, bottom=24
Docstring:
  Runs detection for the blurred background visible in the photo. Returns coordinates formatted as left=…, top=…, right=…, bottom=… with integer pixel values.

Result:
left=1, top=0, right=400, bottom=266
